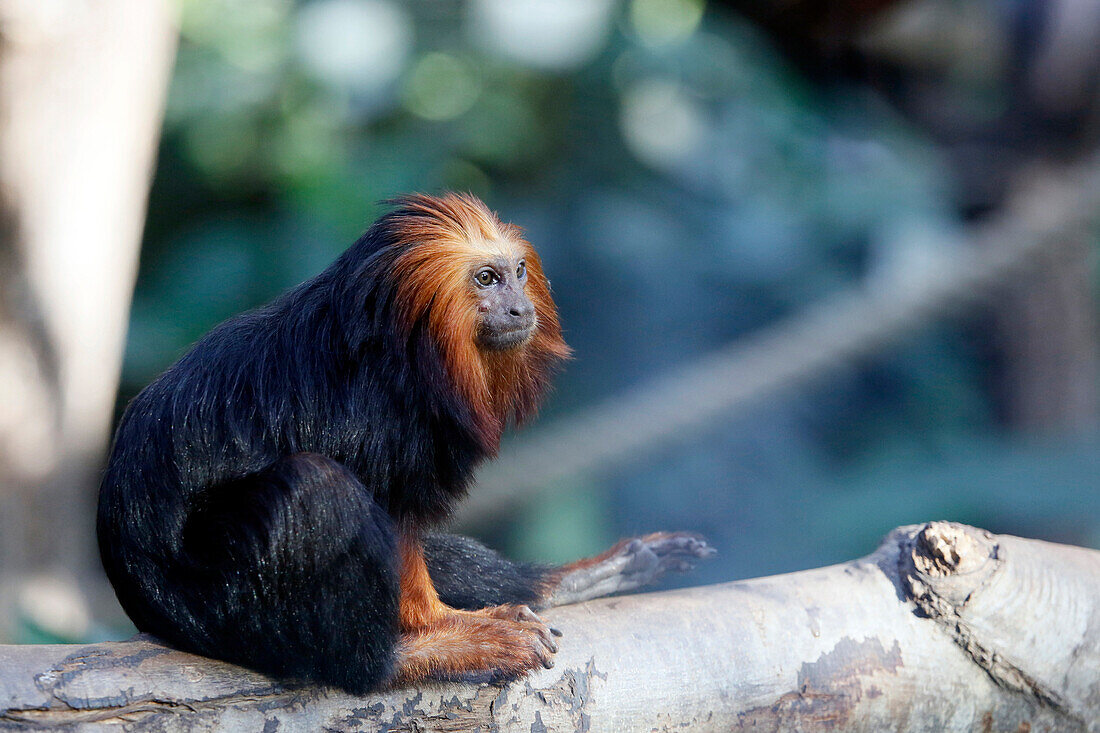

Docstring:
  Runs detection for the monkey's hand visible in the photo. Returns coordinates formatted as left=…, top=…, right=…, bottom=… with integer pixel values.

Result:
left=545, top=531, right=715, bottom=607
left=393, top=604, right=559, bottom=685
left=473, top=603, right=563, bottom=680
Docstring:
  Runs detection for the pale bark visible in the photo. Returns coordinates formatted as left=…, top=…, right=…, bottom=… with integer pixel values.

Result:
left=0, top=521, right=1096, bottom=731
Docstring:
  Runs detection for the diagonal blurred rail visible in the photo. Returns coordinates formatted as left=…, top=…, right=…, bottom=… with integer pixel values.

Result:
left=455, top=159, right=1100, bottom=528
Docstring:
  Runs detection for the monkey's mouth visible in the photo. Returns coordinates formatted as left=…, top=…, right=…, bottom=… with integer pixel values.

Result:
left=478, top=324, right=535, bottom=351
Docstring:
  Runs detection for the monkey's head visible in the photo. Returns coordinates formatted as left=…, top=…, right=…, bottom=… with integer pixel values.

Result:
left=382, top=193, right=571, bottom=445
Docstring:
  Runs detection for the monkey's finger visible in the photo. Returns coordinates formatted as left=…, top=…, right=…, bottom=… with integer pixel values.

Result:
left=533, top=639, right=556, bottom=668
left=514, top=607, right=561, bottom=649
left=644, top=532, right=716, bottom=559
left=514, top=605, right=544, bottom=625
left=526, top=621, right=559, bottom=653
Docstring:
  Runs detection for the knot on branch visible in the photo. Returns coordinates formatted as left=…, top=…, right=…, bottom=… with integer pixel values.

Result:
left=899, top=522, right=1083, bottom=719
left=912, top=521, right=995, bottom=577
left=902, top=521, right=999, bottom=613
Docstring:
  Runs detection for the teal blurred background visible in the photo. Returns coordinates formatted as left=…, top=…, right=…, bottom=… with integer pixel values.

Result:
left=122, top=0, right=1100, bottom=594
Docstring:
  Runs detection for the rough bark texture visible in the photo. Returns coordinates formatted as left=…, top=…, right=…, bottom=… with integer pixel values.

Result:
left=0, top=522, right=1097, bottom=731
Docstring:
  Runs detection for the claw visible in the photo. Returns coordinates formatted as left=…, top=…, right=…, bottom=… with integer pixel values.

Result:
left=536, top=625, right=559, bottom=652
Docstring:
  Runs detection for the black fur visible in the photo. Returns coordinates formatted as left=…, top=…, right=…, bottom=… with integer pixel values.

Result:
left=423, top=534, right=550, bottom=611
left=97, top=205, right=551, bottom=693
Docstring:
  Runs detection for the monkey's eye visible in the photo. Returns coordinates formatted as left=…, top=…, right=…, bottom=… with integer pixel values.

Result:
left=475, top=268, right=498, bottom=287
left=516, top=261, right=526, bottom=279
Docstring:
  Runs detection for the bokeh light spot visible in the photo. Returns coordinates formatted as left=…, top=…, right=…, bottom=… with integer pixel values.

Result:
left=469, top=0, right=616, bottom=71
left=402, top=52, right=481, bottom=121
left=630, top=0, right=705, bottom=47
left=620, top=79, right=706, bottom=169
left=295, top=0, right=412, bottom=102
left=181, top=0, right=291, bottom=72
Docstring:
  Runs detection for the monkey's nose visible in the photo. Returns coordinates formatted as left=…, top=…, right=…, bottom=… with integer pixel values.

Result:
left=509, top=301, right=535, bottom=320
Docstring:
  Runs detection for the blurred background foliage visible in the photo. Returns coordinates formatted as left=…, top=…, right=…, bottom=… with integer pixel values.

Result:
left=122, top=0, right=1100, bottom=595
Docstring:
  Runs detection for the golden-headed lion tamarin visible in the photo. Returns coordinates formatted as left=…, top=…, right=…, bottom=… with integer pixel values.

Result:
left=97, top=193, right=712, bottom=692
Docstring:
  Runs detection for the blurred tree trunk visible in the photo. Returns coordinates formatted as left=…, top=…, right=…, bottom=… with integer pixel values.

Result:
left=0, top=0, right=176, bottom=639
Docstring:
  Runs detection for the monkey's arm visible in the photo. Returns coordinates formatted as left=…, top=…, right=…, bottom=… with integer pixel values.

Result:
left=544, top=532, right=715, bottom=607
left=423, top=532, right=714, bottom=611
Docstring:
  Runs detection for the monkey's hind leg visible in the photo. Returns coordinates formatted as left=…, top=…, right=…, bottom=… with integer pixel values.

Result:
left=422, top=533, right=553, bottom=611
left=177, top=453, right=399, bottom=693
left=545, top=532, right=715, bottom=607
left=423, top=531, right=714, bottom=612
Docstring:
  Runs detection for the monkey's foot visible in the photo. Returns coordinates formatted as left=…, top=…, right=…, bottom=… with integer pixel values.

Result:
left=393, top=609, right=558, bottom=685
left=546, top=531, right=715, bottom=607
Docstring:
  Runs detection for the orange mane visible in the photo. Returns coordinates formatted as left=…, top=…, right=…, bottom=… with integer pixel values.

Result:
left=387, top=193, right=571, bottom=450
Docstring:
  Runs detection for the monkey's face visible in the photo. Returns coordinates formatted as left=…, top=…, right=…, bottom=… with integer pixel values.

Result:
left=386, top=193, right=569, bottom=422
left=472, top=256, right=536, bottom=351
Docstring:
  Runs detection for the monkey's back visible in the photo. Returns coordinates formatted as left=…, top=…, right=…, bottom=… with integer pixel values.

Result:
left=96, top=267, right=485, bottom=639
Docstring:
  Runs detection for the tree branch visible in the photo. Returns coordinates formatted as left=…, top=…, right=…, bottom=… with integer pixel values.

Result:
left=1, top=522, right=1097, bottom=731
